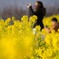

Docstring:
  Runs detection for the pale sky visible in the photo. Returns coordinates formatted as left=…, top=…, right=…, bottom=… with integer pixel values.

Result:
left=0, top=0, right=59, bottom=10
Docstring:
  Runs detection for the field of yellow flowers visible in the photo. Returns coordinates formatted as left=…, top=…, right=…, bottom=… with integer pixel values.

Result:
left=0, top=15, right=59, bottom=59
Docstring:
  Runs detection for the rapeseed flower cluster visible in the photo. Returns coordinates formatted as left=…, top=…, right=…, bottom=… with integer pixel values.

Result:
left=0, top=15, right=59, bottom=59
